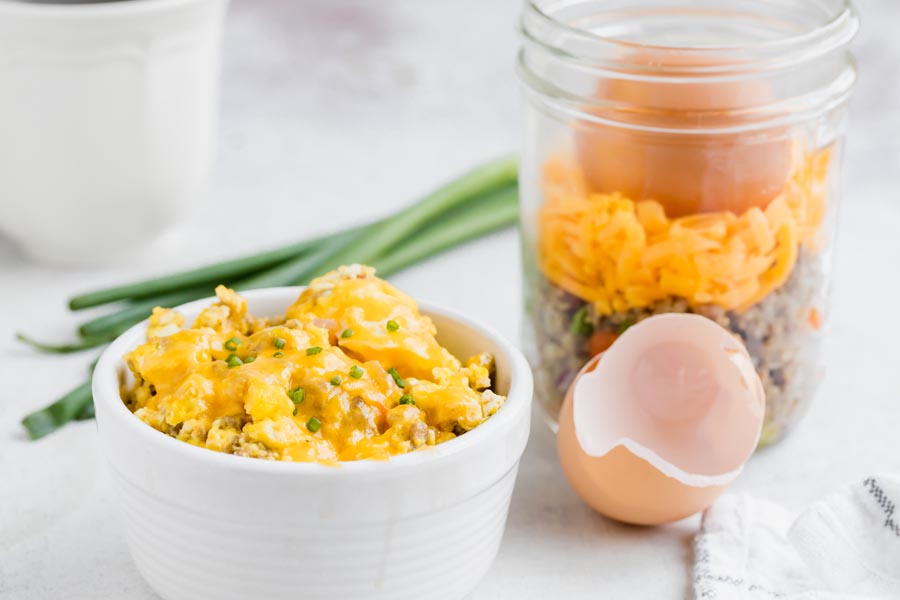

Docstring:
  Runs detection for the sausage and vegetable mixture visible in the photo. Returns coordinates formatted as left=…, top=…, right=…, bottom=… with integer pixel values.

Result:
left=122, top=265, right=505, bottom=462
left=528, top=146, right=833, bottom=445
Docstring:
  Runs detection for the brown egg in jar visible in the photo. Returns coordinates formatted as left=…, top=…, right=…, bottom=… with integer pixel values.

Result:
left=575, top=50, right=793, bottom=217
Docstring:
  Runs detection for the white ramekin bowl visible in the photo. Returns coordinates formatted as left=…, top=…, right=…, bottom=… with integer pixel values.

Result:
left=93, top=287, right=532, bottom=600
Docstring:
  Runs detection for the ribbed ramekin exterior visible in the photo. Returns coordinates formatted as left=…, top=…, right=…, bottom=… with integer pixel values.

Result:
left=94, top=291, right=533, bottom=600
left=111, top=464, right=518, bottom=600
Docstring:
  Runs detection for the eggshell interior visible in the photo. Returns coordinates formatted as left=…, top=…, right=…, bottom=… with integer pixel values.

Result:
left=573, top=313, right=765, bottom=485
left=558, top=376, right=730, bottom=525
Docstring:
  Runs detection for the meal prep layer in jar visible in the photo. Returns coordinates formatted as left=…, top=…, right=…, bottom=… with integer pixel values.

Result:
left=518, top=0, right=858, bottom=444
left=121, top=265, right=506, bottom=462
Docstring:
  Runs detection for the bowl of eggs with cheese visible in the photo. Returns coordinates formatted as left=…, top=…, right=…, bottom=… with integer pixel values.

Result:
left=92, top=265, right=532, bottom=600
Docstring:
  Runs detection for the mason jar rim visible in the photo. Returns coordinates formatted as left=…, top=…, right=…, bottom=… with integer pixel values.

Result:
left=521, top=0, right=859, bottom=75
left=517, top=0, right=859, bottom=134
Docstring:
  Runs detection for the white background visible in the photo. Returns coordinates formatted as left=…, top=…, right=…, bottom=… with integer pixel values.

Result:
left=2, top=0, right=899, bottom=598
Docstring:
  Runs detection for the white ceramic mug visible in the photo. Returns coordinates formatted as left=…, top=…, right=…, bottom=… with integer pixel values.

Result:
left=0, top=0, right=227, bottom=265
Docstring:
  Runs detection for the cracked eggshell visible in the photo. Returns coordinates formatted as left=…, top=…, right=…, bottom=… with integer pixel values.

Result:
left=557, top=314, right=765, bottom=525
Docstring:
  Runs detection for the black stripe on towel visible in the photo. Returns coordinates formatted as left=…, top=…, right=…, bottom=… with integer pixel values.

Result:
left=863, top=477, right=900, bottom=537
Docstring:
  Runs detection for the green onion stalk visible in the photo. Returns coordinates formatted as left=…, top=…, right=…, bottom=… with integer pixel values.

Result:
left=18, top=156, right=520, bottom=440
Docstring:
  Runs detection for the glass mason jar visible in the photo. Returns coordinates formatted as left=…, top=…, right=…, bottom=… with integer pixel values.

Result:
left=517, top=0, right=858, bottom=445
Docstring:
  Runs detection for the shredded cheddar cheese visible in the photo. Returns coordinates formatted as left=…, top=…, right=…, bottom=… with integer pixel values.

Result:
left=537, top=148, right=831, bottom=314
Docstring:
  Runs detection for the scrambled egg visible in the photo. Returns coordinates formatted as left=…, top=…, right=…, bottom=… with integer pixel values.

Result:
left=122, top=265, right=505, bottom=462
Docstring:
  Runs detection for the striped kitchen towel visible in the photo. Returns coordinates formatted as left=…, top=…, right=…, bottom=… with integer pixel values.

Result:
left=693, top=475, right=900, bottom=599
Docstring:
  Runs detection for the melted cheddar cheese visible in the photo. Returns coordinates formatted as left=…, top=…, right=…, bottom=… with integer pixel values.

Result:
left=537, top=147, right=831, bottom=314
left=122, top=265, right=505, bottom=462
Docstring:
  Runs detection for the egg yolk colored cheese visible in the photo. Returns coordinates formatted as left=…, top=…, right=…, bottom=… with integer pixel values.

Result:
left=538, top=146, right=830, bottom=314
left=122, top=265, right=505, bottom=462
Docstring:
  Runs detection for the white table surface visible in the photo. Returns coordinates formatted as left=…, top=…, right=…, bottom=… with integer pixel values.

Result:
left=2, top=1, right=899, bottom=598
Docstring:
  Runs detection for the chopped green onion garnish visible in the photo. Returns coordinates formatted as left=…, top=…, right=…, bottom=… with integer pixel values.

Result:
left=340, top=329, right=354, bottom=339
left=569, top=305, right=594, bottom=337
left=386, top=319, right=400, bottom=332
left=273, top=351, right=285, bottom=358
left=224, top=337, right=242, bottom=351
left=617, top=318, right=636, bottom=335
left=289, top=387, right=305, bottom=404
left=306, top=417, right=322, bottom=433
left=244, top=355, right=256, bottom=364
left=349, top=365, right=364, bottom=379
left=398, top=394, right=414, bottom=405
left=387, top=367, right=406, bottom=388
left=226, top=353, right=243, bottom=368
left=274, top=337, right=286, bottom=349
left=306, top=346, right=323, bottom=356
left=289, top=387, right=305, bottom=415
left=330, top=375, right=342, bottom=386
